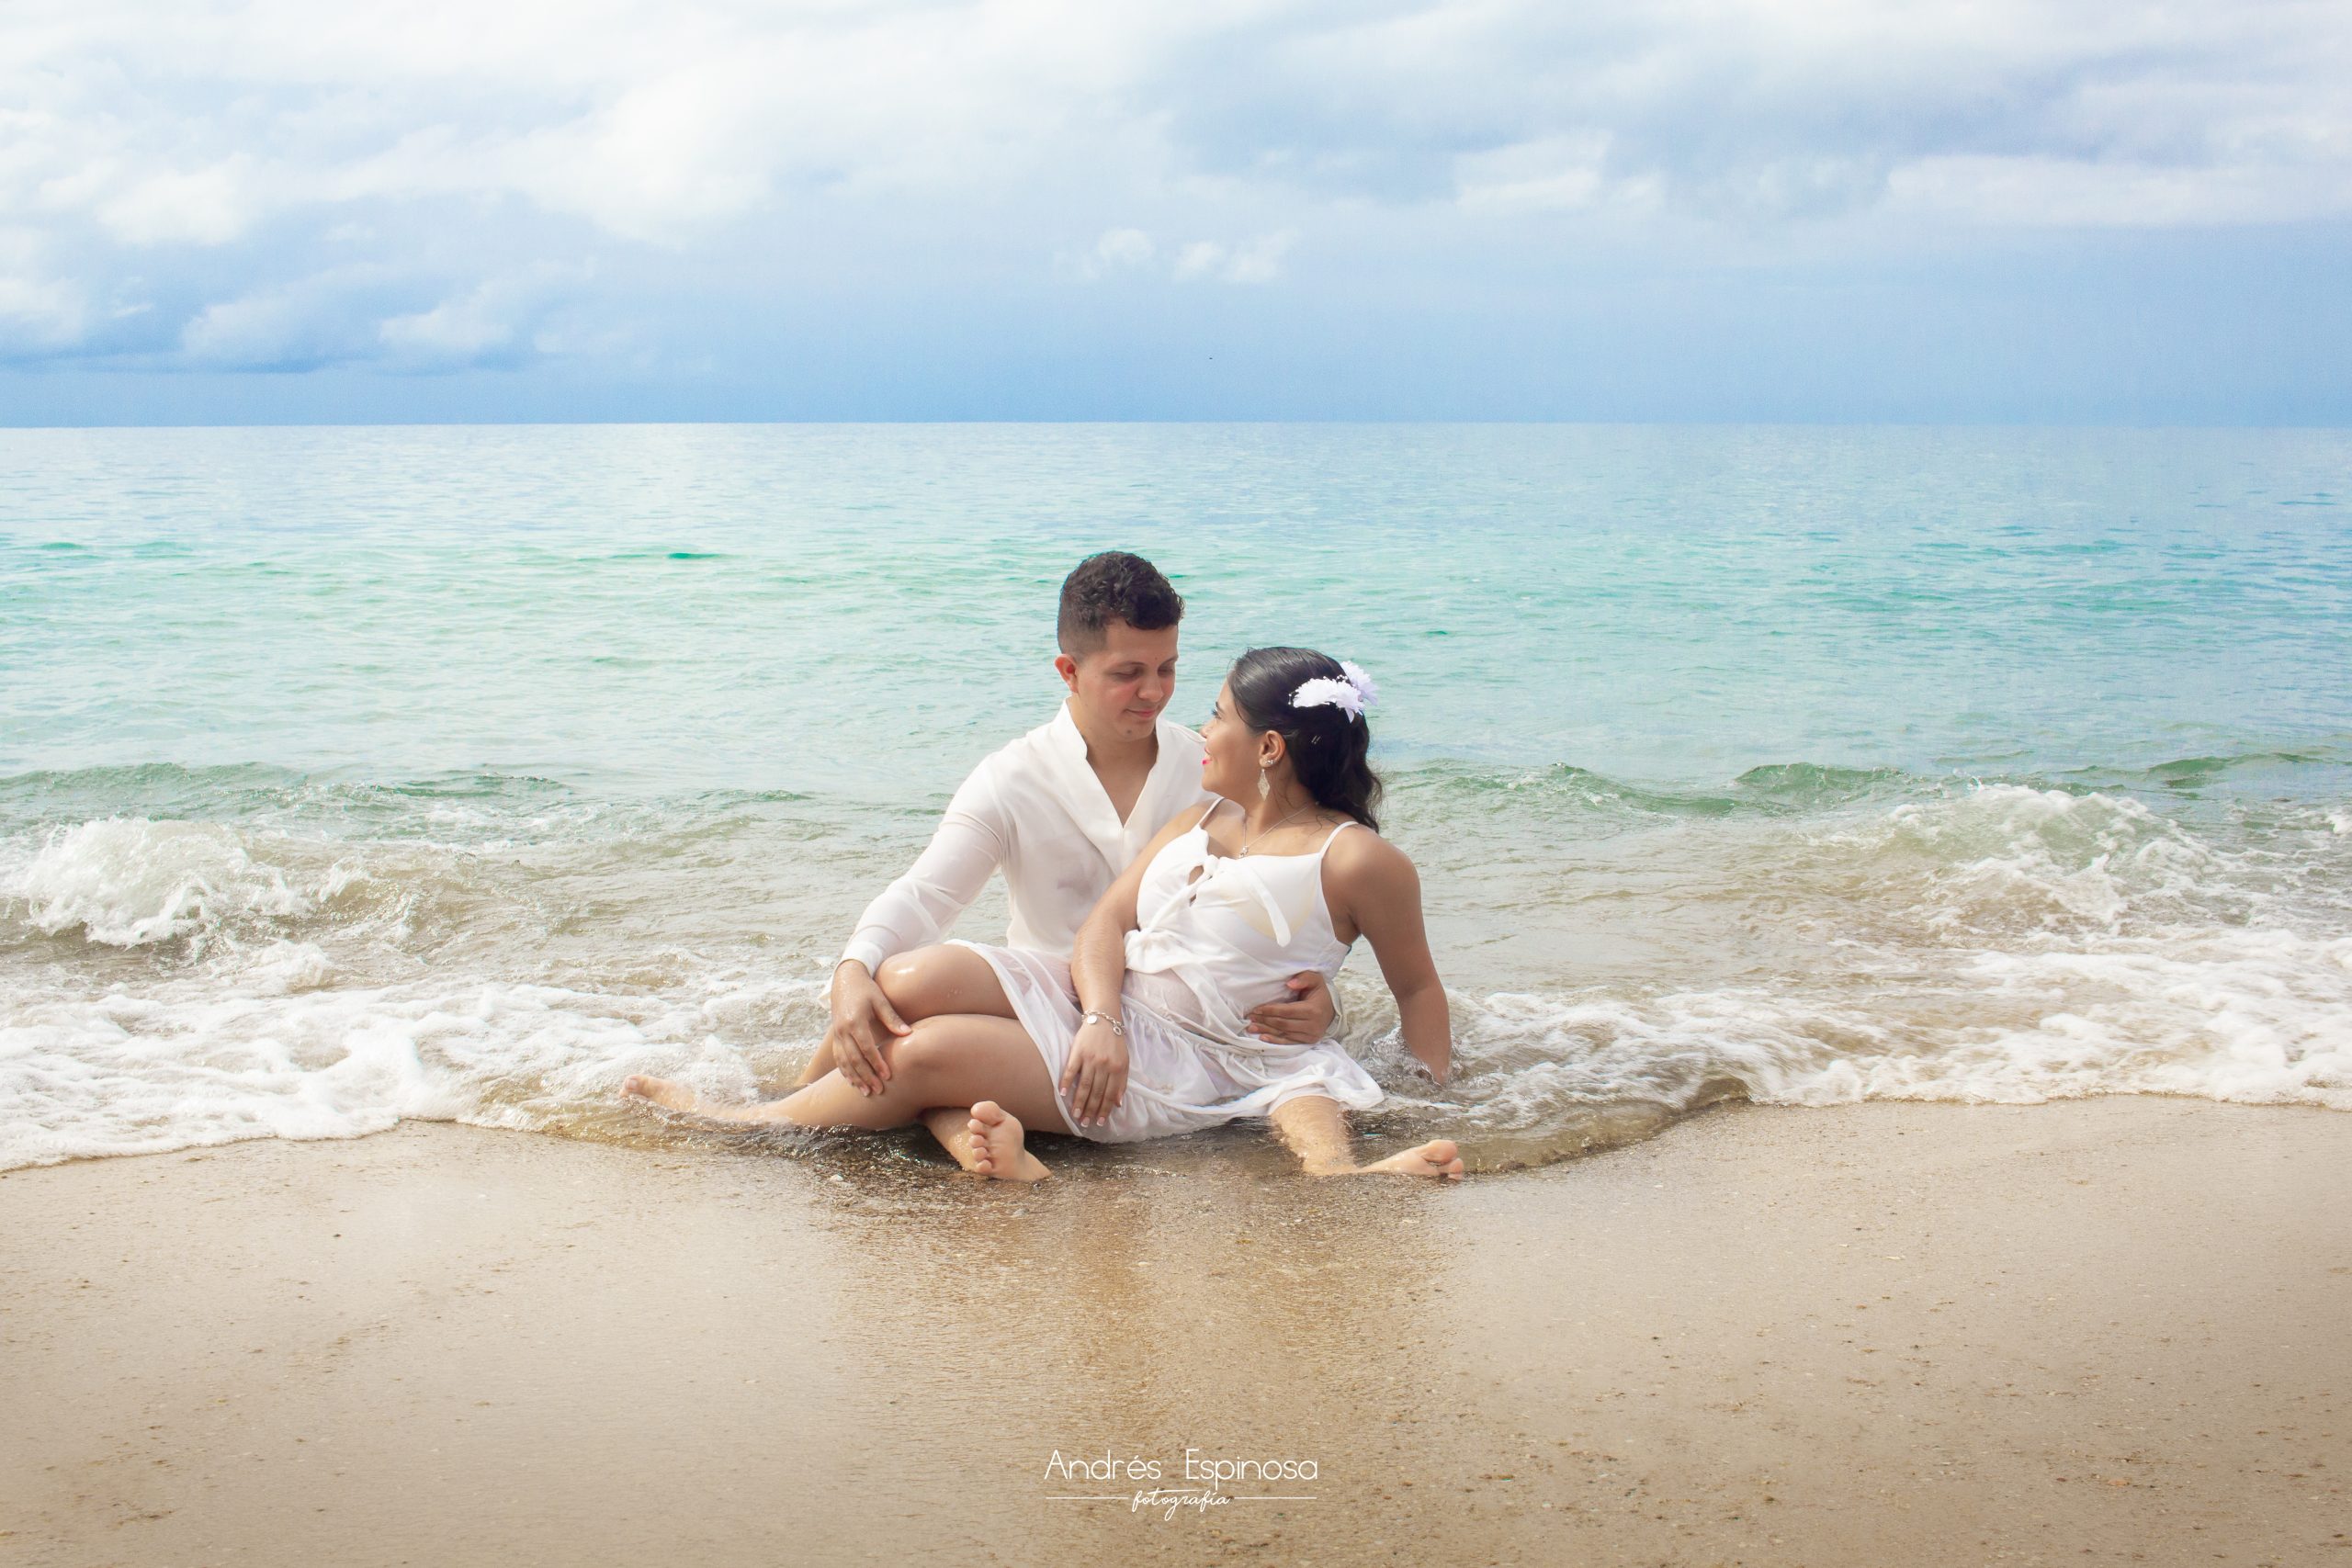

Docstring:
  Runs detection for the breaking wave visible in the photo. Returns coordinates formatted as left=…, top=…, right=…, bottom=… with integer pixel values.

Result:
left=4, top=761, right=2347, bottom=1172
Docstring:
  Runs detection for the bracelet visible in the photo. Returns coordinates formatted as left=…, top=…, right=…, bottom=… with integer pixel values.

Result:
left=1080, top=1010, right=1126, bottom=1036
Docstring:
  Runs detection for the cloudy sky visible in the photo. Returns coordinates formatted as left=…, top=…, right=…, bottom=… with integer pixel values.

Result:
left=5, top=0, right=2348, bottom=423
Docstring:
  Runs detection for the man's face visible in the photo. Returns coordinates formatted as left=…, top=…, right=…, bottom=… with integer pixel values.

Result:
left=1060, top=619, right=1180, bottom=742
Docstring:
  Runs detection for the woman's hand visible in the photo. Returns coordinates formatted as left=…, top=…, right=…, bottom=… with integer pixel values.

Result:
left=1060, top=1017, right=1129, bottom=1129
left=1057, top=805, right=1211, bottom=1130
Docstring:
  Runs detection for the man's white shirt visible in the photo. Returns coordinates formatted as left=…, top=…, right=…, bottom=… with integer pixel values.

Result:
left=839, top=703, right=1213, bottom=975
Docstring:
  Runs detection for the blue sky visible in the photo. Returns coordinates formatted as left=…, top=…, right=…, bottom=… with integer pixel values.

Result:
left=4, top=0, right=2348, bottom=424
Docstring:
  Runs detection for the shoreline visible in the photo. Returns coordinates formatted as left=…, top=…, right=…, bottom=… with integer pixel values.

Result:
left=4, top=1097, right=2346, bottom=1565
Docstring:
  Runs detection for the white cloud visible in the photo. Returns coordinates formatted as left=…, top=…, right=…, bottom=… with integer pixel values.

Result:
left=0, top=229, right=88, bottom=354
left=1456, top=137, right=1615, bottom=216
left=178, top=272, right=386, bottom=370
left=97, top=160, right=257, bottom=246
left=1171, top=240, right=1227, bottom=281
left=1172, top=230, right=1294, bottom=284
left=3, top=0, right=2349, bottom=370
left=379, top=295, right=515, bottom=363
left=1062, top=226, right=1157, bottom=279
left=377, top=266, right=580, bottom=370
left=0, top=274, right=86, bottom=351
left=1096, top=228, right=1155, bottom=268
left=1222, top=230, right=1294, bottom=284
left=170, top=263, right=577, bottom=373
left=1092, top=229, right=1293, bottom=284
left=1884, top=152, right=2352, bottom=227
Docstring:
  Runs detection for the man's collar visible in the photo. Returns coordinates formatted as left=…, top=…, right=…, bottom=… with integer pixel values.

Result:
left=1040, top=700, right=1193, bottom=840
left=1049, top=699, right=1165, bottom=770
left=1047, top=699, right=1088, bottom=758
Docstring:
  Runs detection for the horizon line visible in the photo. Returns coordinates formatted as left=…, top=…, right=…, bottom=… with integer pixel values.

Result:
left=5, top=416, right=2350, bottom=434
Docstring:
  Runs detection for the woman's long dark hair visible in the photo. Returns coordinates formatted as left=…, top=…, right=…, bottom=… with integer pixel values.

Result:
left=1227, top=647, right=1383, bottom=831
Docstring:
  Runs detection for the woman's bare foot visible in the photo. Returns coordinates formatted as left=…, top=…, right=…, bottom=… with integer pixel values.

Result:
left=965, top=1100, right=1051, bottom=1183
left=1357, top=1138, right=1465, bottom=1179
left=620, top=1074, right=703, bottom=1114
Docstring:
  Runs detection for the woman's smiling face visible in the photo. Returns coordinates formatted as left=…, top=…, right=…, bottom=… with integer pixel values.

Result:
left=1200, top=681, right=1269, bottom=803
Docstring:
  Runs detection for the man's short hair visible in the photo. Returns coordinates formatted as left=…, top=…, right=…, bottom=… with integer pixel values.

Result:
left=1057, top=551, right=1184, bottom=656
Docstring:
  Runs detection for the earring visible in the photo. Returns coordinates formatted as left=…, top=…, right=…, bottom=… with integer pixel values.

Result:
left=1257, top=764, right=1272, bottom=800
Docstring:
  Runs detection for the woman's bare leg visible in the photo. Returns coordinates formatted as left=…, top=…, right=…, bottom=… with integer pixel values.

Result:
left=792, top=944, right=1036, bottom=1173
left=876, top=945, right=1023, bottom=1019
left=797, top=943, right=1016, bottom=1084
left=623, top=1013, right=1069, bottom=1182
left=877, top=947, right=1033, bottom=1172
left=963, top=1100, right=1044, bottom=1181
left=1269, top=1095, right=1464, bottom=1179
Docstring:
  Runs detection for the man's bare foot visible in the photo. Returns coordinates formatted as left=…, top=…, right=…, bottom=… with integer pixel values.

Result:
left=1357, top=1138, right=1466, bottom=1179
left=620, top=1074, right=702, bottom=1114
left=965, top=1100, right=1051, bottom=1183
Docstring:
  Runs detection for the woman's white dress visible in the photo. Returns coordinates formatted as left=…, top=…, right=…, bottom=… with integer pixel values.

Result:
left=956, top=802, right=1385, bottom=1143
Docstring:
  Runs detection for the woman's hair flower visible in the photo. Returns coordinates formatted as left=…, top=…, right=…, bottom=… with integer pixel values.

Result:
left=1289, top=661, right=1377, bottom=721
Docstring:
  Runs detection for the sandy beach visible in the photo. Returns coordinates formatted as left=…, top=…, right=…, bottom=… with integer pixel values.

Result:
left=3, top=1097, right=2345, bottom=1567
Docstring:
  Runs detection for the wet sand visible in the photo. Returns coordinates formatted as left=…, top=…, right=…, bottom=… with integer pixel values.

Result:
left=3, top=1098, right=2346, bottom=1567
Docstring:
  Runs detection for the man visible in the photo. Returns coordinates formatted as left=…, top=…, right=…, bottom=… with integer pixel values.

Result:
left=798, top=550, right=1340, bottom=1172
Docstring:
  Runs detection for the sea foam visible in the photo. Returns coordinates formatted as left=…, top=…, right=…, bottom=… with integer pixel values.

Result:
left=12, top=818, right=311, bottom=949
left=3, top=775, right=2347, bottom=1173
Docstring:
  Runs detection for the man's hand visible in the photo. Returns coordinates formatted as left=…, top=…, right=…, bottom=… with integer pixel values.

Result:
left=1246, top=972, right=1339, bottom=1044
left=1060, top=1017, right=1129, bottom=1129
left=825, top=961, right=910, bottom=1096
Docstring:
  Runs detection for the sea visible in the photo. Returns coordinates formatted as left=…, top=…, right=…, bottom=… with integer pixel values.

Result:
left=3, top=423, right=2346, bottom=1174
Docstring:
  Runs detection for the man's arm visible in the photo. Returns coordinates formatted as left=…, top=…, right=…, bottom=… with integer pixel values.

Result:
left=840, top=763, right=1011, bottom=975
left=1246, top=973, right=1342, bottom=1044
left=821, top=770, right=1010, bottom=1093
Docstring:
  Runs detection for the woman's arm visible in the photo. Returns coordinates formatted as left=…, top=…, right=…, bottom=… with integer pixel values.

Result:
left=1327, top=834, right=1452, bottom=1087
left=1060, top=804, right=1211, bottom=1126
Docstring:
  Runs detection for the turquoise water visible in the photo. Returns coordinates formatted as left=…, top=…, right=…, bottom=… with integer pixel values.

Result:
left=3, top=424, right=2348, bottom=1172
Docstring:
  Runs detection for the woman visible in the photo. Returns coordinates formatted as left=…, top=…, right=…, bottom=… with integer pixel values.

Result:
left=623, top=648, right=1463, bottom=1182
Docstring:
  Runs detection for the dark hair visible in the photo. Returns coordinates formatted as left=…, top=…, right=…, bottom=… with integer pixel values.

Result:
left=1057, top=551, right=1184, bottom=655
left=1227, top=647, right=1383, bottom=831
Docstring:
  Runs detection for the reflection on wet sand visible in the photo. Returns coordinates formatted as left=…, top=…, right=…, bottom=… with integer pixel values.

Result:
left=759, top=1122, right=1480, bottom=1561
left=7, top=1102, right=2346, bottom=1567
